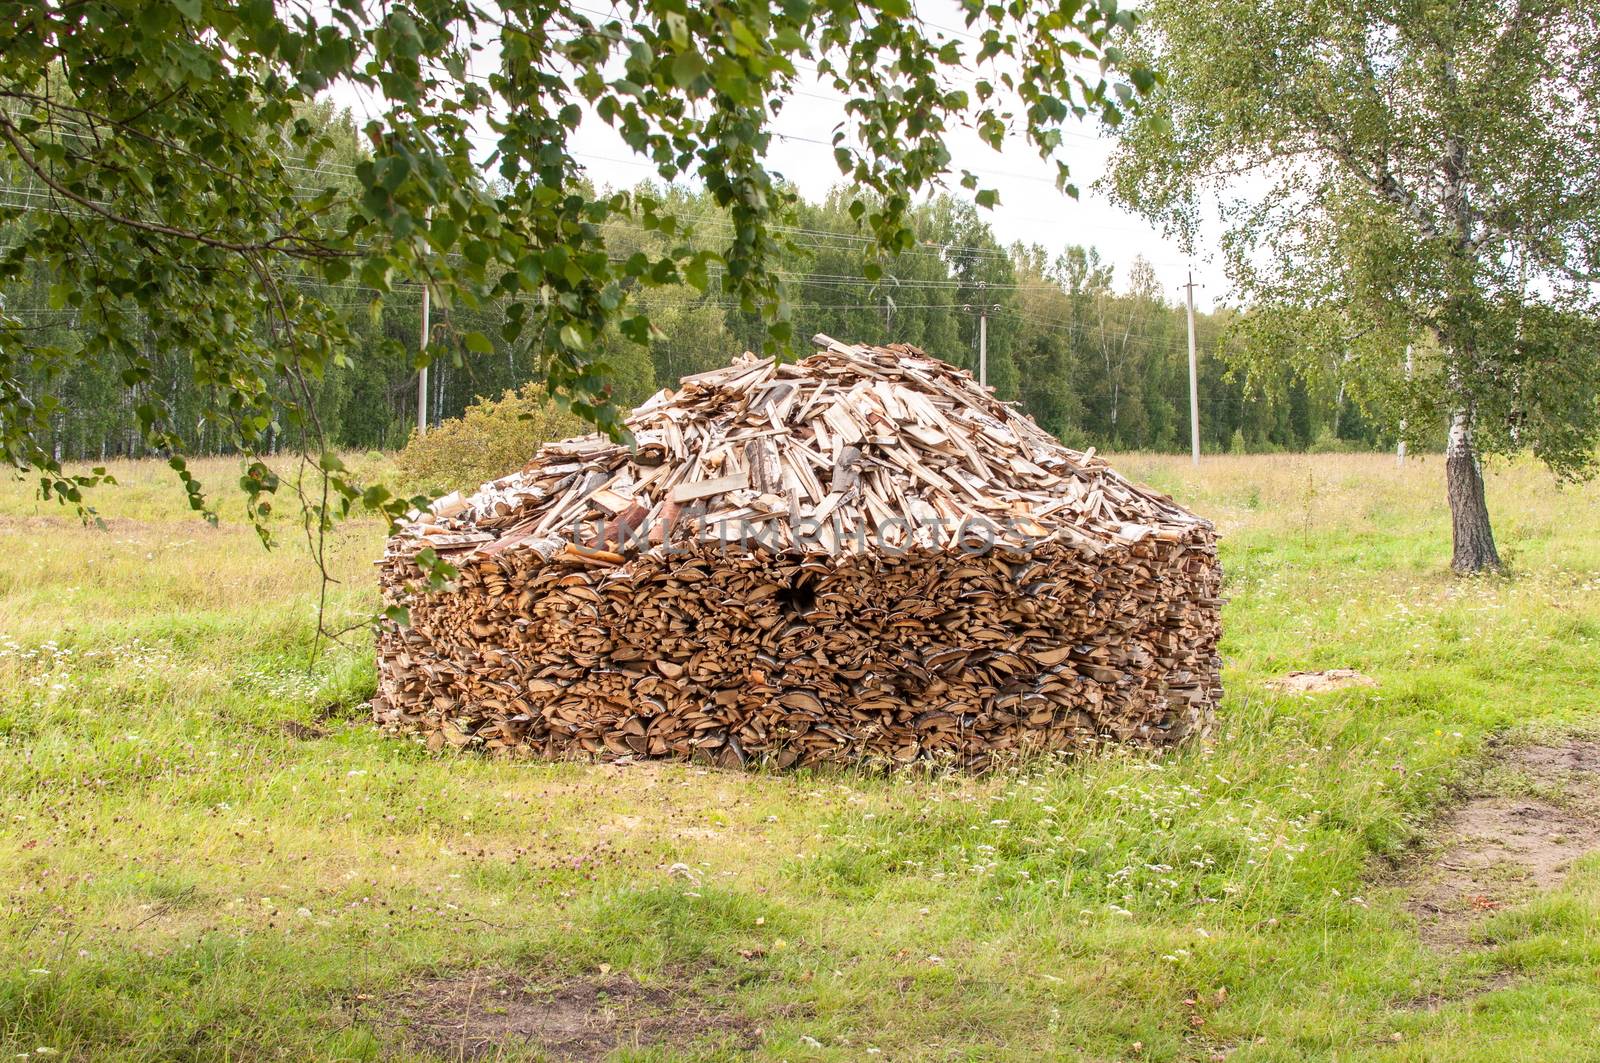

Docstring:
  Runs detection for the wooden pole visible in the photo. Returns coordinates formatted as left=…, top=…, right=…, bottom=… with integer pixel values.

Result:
left=964, top=282, right=995, bottom=390
left=978, top=304, right=988, bottom=389
left=978, top=280, right=989, bottom=388
left=417, top=284, right=431, bottom=437
left=1397, top=343, right=1412, bottom=466
left=1183, top=271, right=1200, bottom=465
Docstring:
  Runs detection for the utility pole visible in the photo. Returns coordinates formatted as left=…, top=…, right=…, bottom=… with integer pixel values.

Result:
left=979, top=305, right=988, bottom=388
left=417, top=283, right=431, bottom=437
left=1182, top=271, right=1201, bottom=465
left=963, top=281, right=1000, bottom=389
left=1397, top=343, right=1413, bottom=466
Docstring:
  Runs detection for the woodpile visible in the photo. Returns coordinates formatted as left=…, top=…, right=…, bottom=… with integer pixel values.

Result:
left=373, top=335, right=1222, bottom=770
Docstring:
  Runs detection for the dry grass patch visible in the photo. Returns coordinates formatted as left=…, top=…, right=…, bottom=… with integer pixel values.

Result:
left=1267, top=669, right=1378, bottom=694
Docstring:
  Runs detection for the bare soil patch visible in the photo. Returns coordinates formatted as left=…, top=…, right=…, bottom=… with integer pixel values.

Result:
left=378, top=967, right=758, bottom=1061
left=1403, top=738, right=1600, bottom=948
left=1508, top=738, right=1600, bottom=787
left=1400, top=970, right=1520, bottom=1013
left=1268, top=669, right=1377, bottom=694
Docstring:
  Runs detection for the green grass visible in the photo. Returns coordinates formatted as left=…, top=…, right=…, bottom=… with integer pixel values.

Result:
left=0, top=452, right=1597, bottom=1061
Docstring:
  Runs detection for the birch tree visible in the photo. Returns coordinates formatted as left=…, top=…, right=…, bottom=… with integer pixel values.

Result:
left=1108, top=0, right=1600, bottom=572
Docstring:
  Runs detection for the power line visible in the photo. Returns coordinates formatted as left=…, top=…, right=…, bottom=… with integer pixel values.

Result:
left=998, top=306, right=1198, bottom=359
left=0, top=107, right=363, bottom=180
left=597, top=211, right=1018, bottom=260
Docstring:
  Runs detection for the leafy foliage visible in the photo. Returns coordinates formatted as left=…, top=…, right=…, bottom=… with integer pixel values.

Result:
left=394, top=383, right=587, bottom=494
left=0, top=0, right=1150, bottom=548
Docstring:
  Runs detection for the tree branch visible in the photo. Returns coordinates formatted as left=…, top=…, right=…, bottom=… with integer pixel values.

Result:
left=0, top=111, right=351, bottom=261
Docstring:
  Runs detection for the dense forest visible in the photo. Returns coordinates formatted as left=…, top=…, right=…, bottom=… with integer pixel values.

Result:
left=1, top=108, right=1398, bottom=462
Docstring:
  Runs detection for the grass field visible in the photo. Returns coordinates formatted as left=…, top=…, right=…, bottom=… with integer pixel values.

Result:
left=0, top=452, right=1596, bottom=1061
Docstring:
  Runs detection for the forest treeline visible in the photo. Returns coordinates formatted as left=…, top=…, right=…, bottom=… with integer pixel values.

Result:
left=2, top=111, right=1397, bottom=462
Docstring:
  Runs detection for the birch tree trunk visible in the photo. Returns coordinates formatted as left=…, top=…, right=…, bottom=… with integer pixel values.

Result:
left=1445, top=405, right=1502, bottom=574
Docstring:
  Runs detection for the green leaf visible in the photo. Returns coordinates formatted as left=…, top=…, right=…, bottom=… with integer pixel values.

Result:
left=684, top=257, right=710, bottom=291
left=620, top=314, right=651, bottom=343
left=665, top=11, right=688, bottom=46
left=671, top=51, right=706, bottom=88
left=430, top=215, right=459, bottom=248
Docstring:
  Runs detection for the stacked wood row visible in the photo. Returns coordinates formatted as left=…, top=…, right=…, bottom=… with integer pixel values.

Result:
left=372, top=335, right=1223, bottom=770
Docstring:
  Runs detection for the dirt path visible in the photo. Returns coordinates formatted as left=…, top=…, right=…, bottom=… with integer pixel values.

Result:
left=374, top=966, right=757, bottom=1061
left=1403, top=739, right=1600, bottom=949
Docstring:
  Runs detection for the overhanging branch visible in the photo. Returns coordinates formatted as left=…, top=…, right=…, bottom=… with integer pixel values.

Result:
left=0, top=111, right=352, bottom=261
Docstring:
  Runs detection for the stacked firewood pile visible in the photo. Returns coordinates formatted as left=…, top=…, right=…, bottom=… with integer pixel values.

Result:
left=373, top=335, right=1222, bottom=769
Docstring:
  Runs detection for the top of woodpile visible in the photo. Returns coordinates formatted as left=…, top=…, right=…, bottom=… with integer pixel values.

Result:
left=398, top=334, right=1209, bottom=562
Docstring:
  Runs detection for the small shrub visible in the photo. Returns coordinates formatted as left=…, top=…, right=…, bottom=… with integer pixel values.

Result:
left=1309, top=427, right=1357, bottom=454
left=394, top=384, right=588, bottom=494
left=1056, top=424, right=1094, bottom=451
